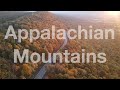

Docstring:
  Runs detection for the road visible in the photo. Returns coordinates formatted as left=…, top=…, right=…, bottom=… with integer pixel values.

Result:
left=34, top=32, right=68, bottom=79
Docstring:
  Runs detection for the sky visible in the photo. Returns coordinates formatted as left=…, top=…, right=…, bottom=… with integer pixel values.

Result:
left=50, top=11, right=120, bottom=19
left=28, top=11, right=120, bottom=17
left=27, top=11, right=120, bottom=19
left=50, top=11, right=105, bottom=16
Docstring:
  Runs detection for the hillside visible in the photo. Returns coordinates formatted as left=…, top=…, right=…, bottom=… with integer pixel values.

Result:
left=0, top=11, right=120, bottom=79
left=0, top=11, right=67, bottom=79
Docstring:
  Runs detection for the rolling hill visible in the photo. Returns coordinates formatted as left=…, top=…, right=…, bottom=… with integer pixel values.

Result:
left=0, top=11, right=120, bottom=79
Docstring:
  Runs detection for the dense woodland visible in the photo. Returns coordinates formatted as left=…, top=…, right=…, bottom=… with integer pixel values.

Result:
left=0, top=11, right=120, bottom=79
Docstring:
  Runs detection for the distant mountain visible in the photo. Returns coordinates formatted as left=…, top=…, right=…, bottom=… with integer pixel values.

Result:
left=0, top=11, right=31, bottom=18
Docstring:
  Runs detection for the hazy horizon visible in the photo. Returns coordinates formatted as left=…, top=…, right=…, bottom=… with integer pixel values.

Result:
left=50, top=11, right=120, bottom=20
left=50, top=11, right=106, bottom=17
